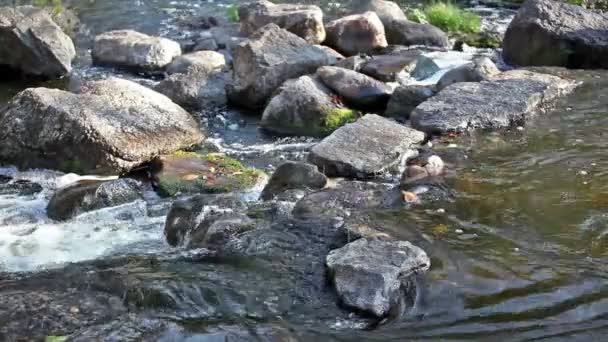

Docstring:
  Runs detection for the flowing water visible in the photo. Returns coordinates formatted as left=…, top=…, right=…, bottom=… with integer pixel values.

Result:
left=1, top=0, right=607, bottom=341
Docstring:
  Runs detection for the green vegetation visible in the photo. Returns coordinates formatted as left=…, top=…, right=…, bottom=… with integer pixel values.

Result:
left=225, top=4, right=239, bottom=23
left=45, top=337, right=67, bottom=342
left=408, top=2, right=481, bottom=34
left=321, top=107, right=358, bottom=135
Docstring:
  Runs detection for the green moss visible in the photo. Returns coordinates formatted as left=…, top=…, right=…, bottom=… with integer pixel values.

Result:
left=225, top=4, right=239, bottom=23
left=157, top=152, right=264, bottom=197
left=410, top=3, right=481, bottom=34
left=321, top=107, right=358, bottom=134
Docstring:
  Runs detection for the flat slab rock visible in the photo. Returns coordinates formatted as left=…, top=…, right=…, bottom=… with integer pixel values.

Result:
left=410, top=70, right=577, bottom=134
left=326, top=238, right=430, bottom=317
left=308, top=114, right=425, bottom=178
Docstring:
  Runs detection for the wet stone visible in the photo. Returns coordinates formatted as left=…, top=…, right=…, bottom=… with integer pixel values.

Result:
left=0, top=179, right=43, bottom=196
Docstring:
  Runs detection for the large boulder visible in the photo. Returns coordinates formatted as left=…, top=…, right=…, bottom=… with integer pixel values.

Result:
left=155, top=67, right=227, bottom=110
left=226, top=24, right=330, bottom=109
left=166, top=50, right=226, bottom=75
left=260, top=75, right=348, bottom=137
left=502, top=0, right=608, bottom=69
left=435, top=57, right=500, bottom=91
left=384, top=19, right=449, bottom=48
left=308, top=114, right=425, bottom=178
left=410, top=70, right=578, bottom=134
left=0, top=6, right=75, bottom=78
left=92, top=30, right=182, bottom=71
left=47, top=178, right=143, bottom=221
left=260, top=161, right=327, bottom=200
left=326, top=238, right=430, bottom=317
left=350, top=0, right=407, bottom=26
left=316, top=66, right=392, bottom=109
left=0, top=78, right=203, bottom=174
left=151, top=152, right=264, bottom=197
left=238, top=0, right=326, bottom=44
left=325, top=12, right=388, bottom=56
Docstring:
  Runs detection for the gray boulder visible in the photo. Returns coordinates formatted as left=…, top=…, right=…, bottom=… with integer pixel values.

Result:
left=0, top=78, right=203, bottom=174
left=0, top=6, right=75, bottom=77
left=326, top=238, right=430, bottom=317
left=360, top=50, right=439, bottom=82
left=260, top=162, right=327, bottom=200
left=350, top=0, right=407, bottom=26
left=47, top=178, right=142, bottom=221
left=155, top=67, right=227, bottom=110
left=238, top=0, right=326, bottom=44
left=308, top=114, right=425, bottom=178
left=385, top=85, right=435, bottom=118
left=227, top=24, right=330, bottom=109
left=315, top=45, right=345, bottom=64
left=188, top=212, right=255, bottom=249
left=502, top=0, right=608, bottom=69
left=166, top=50, right=226, bottom=75
left=325, top=12, right=388, bottom=56
left=92, top=30, right=182, bottom=71
left=316, top=66, right=392, bottom=109
left=410, top=70, right=578, bottom=134
left=260, top=75, right=345, bottom=137
left=436, top=57, right=500, bottom=91
left=385, top=19, right=449, bottom=48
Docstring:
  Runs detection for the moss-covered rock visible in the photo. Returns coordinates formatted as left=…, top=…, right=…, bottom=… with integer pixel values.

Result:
left=152, top=152, right=264, bottom=197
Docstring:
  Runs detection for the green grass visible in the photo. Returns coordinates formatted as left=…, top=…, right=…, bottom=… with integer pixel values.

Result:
left=408, top=2, right=481, bottom=34
left=225, top=4, right=239, bottom=23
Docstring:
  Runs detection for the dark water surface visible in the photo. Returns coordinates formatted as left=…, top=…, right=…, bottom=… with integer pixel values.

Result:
left=0, top=1, right=607, bottom=341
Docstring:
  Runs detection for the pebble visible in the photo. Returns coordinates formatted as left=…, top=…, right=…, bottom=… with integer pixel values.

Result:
left=455, top=229, right=464, bottom=234
left=436, top=208, right=445, bottom=214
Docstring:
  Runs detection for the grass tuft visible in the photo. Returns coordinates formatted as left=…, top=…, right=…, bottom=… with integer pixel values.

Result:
left=409, top=2, right=481, bottom=34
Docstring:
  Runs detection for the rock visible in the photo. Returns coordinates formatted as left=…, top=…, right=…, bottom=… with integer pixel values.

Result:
left=316, top=66, right=392, bottom=109
left=400, top=153, right=445, bottom=188
left=385, top=85, right=435, bottom=118
left=0, top=78, right=203, bottom=174
left=292, top=181, right=401, bottom=218
left=410, top=70, right=577, bottom=134
left=164, top=194, right=248, bottom=246
left=46, top=178, right=142, bottom=221
left=188, top=212, right=255, bottom=249
left=325, top=12, right=388, bottom=56
left=359, top=50, right=439, bottom=82
left=246, top=201, right=295, bottom=221
left=308, top=114, right=425, bottom=178
left=238, top=0, right=326, bottom=44
left=151, top=152, right=263, bottom=197
left=350, top=0, right=407, bottom=26
left=326, top=238, right=430, bottom=317
left=334, top=55, right=370, bottom=71
left=226, top=24, right=330, bottom=109
left=436, top=57, right=500, bottom=91
left=0, top=6, right=75, bottom=78
left=384, top=19, right=449, bottom=48
left=502, top=0, right=608, bottom=69
left=155, top=68, right=227, bottom=110
left=193, top=37, right=219, bottom=51
left=260, top=162, right=327, bottom=200
left=260, top=75, right=353, bottom=137
left=0, top=179, right=43, bottom=196
left=315, top=45, right=345, bottom=64
left=92, top=30, right=182, bottom=71
left=166, top=50, right=226, bottom=75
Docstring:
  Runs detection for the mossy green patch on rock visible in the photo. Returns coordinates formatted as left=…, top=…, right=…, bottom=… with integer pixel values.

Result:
left=153, top=152, right=264, bottom=197
left=321, top=107, right=359, bottom=135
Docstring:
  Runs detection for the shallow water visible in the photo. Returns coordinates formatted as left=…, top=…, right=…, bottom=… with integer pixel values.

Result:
left=0, top=0, right=607, bottom=341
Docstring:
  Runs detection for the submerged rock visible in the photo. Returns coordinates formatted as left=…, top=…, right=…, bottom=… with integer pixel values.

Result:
left=260, top=162, right=327, bottom=201
left=92, top=30, right=181, bottom=71
left=238, top=0, right=326, bottom=44
left=350, top=0, right=407, bottom=26
left=0, top=6, right=75, bottom=78
left=0, top=78, right=203, bottom=174
left=325, top=12, right=388, bottom=56
left=436, top=57, right=500, bottom=91
left=502, top=0, right=608, bottom=69
left=0, top=179, right=43, bottom=196
left=155, top=67, right=227, bottom=110
left=384, top=19, right=449, bottom=48
left=166, top=50, right=226, bottom=75
left=326, top=238, right=429, bottom=317
left=411, top=70, right=578, bottom=134
left=385, top=84, right=435, bottom=119
left=151, top=152, right=263, bottom=197
left=260, top=75, right=349, bottom=137
left=316, top=66, right=392, bottom=109
left=47, top=178, right=142, bottom=221
left=227, top=24, right=330, bottom=109
left=308, top=114, right=425, bottom=178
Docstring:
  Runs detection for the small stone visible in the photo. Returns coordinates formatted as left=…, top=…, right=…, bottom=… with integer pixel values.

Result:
left=578, top=170, right=588, bottom=176
left=455, top=229, right=464, bottom=234
left=69, top=306, right=80, bottom=314
left=401, top=191, right=418, bottom=203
